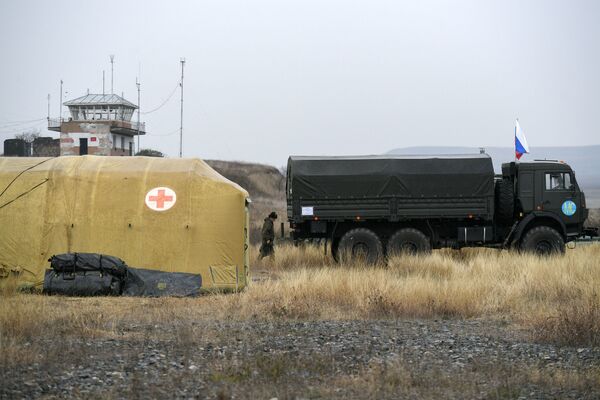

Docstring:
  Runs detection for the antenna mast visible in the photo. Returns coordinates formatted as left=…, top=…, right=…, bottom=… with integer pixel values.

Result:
left=47, top=94, right=51, bottom=121
left=102, top=70, right=105, bottom=95
left=136, top=77, right=141, bottom=154
left=59, top=79, right=63, bottom=122
left=179, top=58, right=185, bottom=158
left=110, top=55, right=115, bottom=94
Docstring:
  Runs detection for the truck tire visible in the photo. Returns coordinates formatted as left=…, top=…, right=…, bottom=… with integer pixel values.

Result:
left=520, top=226, right=565, bottom=255
left=387, top=228, right=431, bottom=257
left=337, top=228, right=383, bottom=264
left=495, top=178, right=514, bottom=223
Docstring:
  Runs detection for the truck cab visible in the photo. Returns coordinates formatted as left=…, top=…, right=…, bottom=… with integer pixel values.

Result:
left=503, top=160, right=589, bottom=251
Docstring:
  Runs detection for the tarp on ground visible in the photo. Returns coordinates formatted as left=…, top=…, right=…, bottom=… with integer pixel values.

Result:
left=0, top=156, right=250, bottom=292
left=287, top=154, right=495, bottom=199
left=43, top=253, right=204, bottom=297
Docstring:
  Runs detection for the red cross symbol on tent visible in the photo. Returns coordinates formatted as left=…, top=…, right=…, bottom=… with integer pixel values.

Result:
left=145, top=187, right=177, bottom=211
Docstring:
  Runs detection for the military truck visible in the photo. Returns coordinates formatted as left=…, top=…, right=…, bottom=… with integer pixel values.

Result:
left=286, top=154, right=597, bottom=262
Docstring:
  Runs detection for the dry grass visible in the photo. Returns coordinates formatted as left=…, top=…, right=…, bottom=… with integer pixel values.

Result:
left=1, top=244, right=600, bottom=348
left=1, top=245, right=599, bottom=398
left=248, top=243, right=600, bottom=346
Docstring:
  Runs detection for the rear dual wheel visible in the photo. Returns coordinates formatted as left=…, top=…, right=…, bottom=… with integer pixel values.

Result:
left=337, top=228, right=383, bottom=264
left=386, top=228, right=431, bottom=257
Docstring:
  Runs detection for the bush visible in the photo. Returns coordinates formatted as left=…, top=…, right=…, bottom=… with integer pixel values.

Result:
left=135, top=148, right=164, bottom=157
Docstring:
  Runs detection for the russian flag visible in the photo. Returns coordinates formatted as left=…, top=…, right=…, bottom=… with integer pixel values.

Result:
left=515, top=119, right=530, bottom=160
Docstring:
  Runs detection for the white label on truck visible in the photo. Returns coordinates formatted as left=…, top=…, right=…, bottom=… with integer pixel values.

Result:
left=301, top=206, right=314, bottom=216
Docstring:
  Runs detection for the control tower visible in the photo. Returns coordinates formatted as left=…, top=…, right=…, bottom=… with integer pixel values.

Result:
left=48, top=93, right=145, bottom=156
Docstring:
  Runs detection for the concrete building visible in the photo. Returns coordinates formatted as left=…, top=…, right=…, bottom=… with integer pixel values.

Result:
left=2, top=137, right=61, bottom=157
left=48, top=94, right=145, bottom=156
left=32, top=137, right=60, bottom=157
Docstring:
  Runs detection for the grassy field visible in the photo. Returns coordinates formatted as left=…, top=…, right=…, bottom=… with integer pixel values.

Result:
left=1, top=244, right=599, bottom=398
left=255, top=243, right=600, bottom=344
left=1, top=244, right=599, bottom=347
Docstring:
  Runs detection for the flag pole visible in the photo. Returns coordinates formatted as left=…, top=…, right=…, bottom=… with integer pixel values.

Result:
left=515, top=118, right=517, bottom=162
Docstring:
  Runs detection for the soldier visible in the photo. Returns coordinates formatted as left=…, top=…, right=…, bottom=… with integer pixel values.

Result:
left=259, top=211, right=278, bottom=259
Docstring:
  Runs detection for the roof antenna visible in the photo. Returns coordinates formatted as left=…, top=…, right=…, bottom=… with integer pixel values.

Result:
left=102, top=70, right=105, bottom=96
left=179, top=57, right=186, bottom=158
left=110, top=54, right=115, bottom=94
left=136, top=77, right=141, bottom=153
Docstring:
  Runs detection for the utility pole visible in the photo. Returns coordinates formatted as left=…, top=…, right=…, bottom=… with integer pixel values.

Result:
left=179, top=58, right=185, bottom=158
left=59, top=80, right=63, bottom=122
left=136, top=77, right=141, bottom=154
left=110, top=54, right=115, bottom=95
left=47, top=94, right=51, bottom=121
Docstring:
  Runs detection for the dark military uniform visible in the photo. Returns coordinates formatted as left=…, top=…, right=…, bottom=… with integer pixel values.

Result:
left=259, top=216, right=276, bottom=259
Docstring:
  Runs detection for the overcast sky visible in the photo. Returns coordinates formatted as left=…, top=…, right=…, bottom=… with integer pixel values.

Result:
left=0, top=0, right=598, bottom=167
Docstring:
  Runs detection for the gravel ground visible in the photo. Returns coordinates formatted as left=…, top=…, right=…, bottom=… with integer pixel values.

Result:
left=1, top=318, right=599, bottom=399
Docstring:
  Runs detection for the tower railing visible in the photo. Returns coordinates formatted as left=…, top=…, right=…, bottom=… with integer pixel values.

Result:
left=47, top=117, right=145, bottom=134
left=129, top=121, right=145, bottom=133
left=47, top=118, right=62, bottom=129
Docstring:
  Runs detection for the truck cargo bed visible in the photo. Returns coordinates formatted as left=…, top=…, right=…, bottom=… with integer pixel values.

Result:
left=287, top=154, right=495, bottom=222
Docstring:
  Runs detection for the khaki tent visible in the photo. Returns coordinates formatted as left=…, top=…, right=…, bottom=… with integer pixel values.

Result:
left=0, top=156, right=250, bottom=292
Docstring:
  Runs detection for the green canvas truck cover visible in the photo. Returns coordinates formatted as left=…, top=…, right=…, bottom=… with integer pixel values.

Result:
left=287, top=154, right=495, bottom=220
left=288, top=154, right=495, bottom=199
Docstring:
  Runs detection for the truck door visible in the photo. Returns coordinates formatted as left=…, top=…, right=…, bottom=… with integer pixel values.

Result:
left=542, top=170, right=581, bottom=227
left=518, top=171, right=534, bottom=212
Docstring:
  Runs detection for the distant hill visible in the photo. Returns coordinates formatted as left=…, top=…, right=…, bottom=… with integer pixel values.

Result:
left=205, top=160, right=286, bottom=244
left=388, top=146, right=600, bottom=207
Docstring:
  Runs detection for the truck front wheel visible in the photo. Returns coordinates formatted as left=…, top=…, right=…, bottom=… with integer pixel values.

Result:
left=337, top=228, right=383, bottom=264
left=387, top=228, right=431, bottom=257
left=520, top=226, right=565, bottom=255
